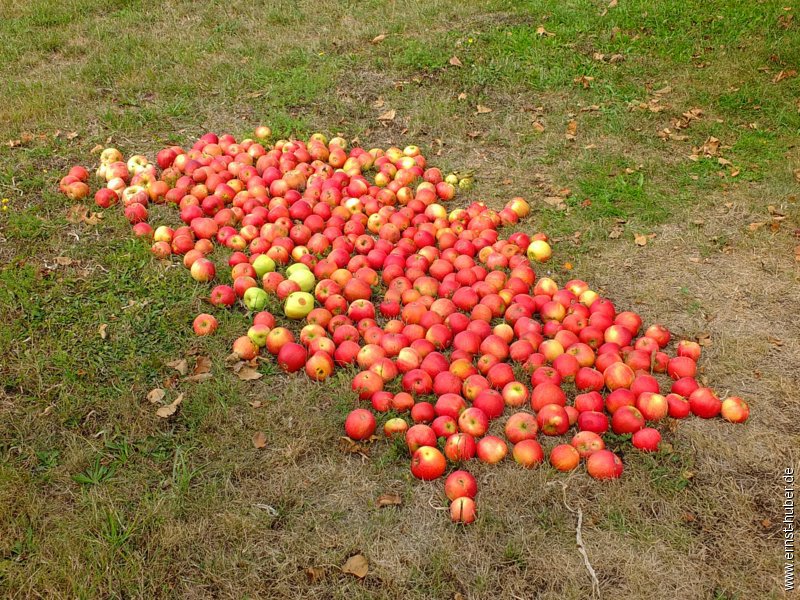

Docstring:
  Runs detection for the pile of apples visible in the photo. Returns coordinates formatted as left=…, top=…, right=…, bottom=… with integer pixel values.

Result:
left=58, top=127, right=750, bottom=524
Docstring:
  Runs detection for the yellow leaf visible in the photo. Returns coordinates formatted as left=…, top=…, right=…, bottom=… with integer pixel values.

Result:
left=342, top=554, right=369, bottom=578
left=252, top=431, right=267, bottom=449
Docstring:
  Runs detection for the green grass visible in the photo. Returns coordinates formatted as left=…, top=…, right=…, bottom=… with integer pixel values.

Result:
left=0, top=0, right=797, bottom=597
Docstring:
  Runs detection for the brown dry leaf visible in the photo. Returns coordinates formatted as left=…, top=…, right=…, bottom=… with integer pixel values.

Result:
left=54, top=256, right=74, bottom=266
left=574, top=75, right=594, bottom=89
left=608, top=0, right=618, bottom=6
left=653, top=86, right=673, bottom=96
left=609, top=224, right=625, bottom=239
left=609, top=53, right=625, bottom=63
left=449, top=56, right=463, bottom=67
left=156, top=393, right=183, bottom=419
left=593, top=52, right=606, bottom=62
left=731, top=168, right=741, bottom=177
left=773, top=69, right=797, bottom=83
left=794, top=245, right=800, bottom=262
left=476, top=105, right=492, bottom=114
left=377, top=109, right=396, bottom=121
left=66, top=205, right=88, bottom=223
left=747, top=222, right=766, bottom=232
left=305, top=567, right=326, bottom=582
left=371, top=33, right=387, bottom=44
left=696, top=332, right=712, bottom=346
left=768, top=336, right=784, bottom=347
left=634, top=233, right=648, bottom=246
left=457, top=92, right=467, bottom=101
left=532, top=121, right=545, bottom=133
left=467, top=131, right=482, bottom=138
left=252, top=431, right=267, bottom=449
left=184, top=373, right=213, bottom=383
left=167, top=359, right=188, bottom=375
left=98, top=323, right=108, bottom=340
left=237, top=366, right=263, bottom=381
left=342, top=554, right=369, bottom=579
left=565, top=119, right=578, bottom=140
left=694, top=136, right=721, bottom=157
left=249, top=400, right=263, bottom=409
left=793, top=168, right=800, bottom=183
left=6, top=139, right=22, bottom=148
left=66, top=131, right=79, bottom=140
left=147, top=388, right=166, bottom=404
left=535, top=26, right=555, bottom=37
left=376, top=493, right=402, bottom=508
left=194, top=355, right=212, bottom=375
left=542, top=196, right=567, bottom=210
left=372, top=97, right=384, bottom=108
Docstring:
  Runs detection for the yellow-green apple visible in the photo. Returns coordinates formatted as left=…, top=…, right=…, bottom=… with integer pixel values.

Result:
left=383, top=417, right=409, bottom=438
left=284, top=291, right=315, bottom=319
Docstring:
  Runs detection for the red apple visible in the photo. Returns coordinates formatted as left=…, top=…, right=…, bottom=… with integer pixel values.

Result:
left=476, top=435, right=508, bottom=464
left=345, top=408, right=376, bottom=441
left=512, top=439, right=544, bottom=468
left=632, top=427, right=661, bottom=452
left=444, top=470, right=478, bottom=501
left=192, top=313, right=218, bottom=336
left=410, top=446, right=447, bottom=480
left=550, top=444, right=580, bottom=472
left=586, top=450, right=624, bottom=480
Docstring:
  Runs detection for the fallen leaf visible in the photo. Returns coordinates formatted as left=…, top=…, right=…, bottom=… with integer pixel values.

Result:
left=184, top=373, right=213, bottom=383
left=377, top=493, right=402, bottom=508
left=696, top=332, right=712, bottom=346
left=565, top=119, right=578, bottom=140
left=608, top=0, right=618, bottom=7
left=747, top=222, right=766, bottom=232
left=653, top=86, right=673, bottom=96
left=54, top=256, right=73, bottom=266
left=342, top=554, right=369, bottom=578
left=98, top=324, right=108, bottom=340
left=449, top=56, right=463, bottom=67
left=535, top=26, right=554, bottom=37
left=252, top=431, right=267, bottom=449
left=305, top=567, right=326, bottom=582
left=457, top=92, right=467, bottom=101
left=147, top=388, right=166, bottom=404
left=718, top=157, right=732, bottom=167
left=476, top=105, right=492, bottom=114
left=372, top=97, right=384, bottom=108
left=371, top=33, right=387, bottom=44
left=793, top=168, right=800, bottom=184
left=249, top=400, right=263, bottom=409
left=609, top=53, right=625, bottom=63
left=66, top=205, right=103, bottom=225
left=768, top=336, right=784, bottom=346
left=634, top=233, right=648, bottom=246
left=66, top=131, right=79, bottom=140
left=244, top=91, right=264, bottom=99
left=237, top=366, right=263, bottom=381
left=762, top=518, right=773, bottom=528
left=532, top=121, right=545, bottom=133
left=542, top=196, right=567, bottom=210
left=377, top=109, right=396, bottom=121
left=574, top=75, right=594, bottom=89
left=167, top=359, right=188, bottom=376
left=156, top=393, right=183, bottom=418
left=773, top=69, right=797, bottom=83
left=194, top=355, right=212, bottom=375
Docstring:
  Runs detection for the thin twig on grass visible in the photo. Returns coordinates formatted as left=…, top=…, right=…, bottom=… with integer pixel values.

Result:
left=549, top=481, right=601, bottom=598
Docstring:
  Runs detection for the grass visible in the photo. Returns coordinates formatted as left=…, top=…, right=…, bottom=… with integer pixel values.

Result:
left=1, top=0, right=799, bottom=598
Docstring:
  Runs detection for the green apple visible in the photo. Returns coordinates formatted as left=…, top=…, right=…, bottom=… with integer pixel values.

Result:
left=284, top=291, right=314, bottom=319
left=252, top=254, right=276, bottom=278
left=288, top=269, right=315, bottom=292
left=247, top=324, right=270, bottom=347
left=243, top=287, right=269, bottom=311
left=285, top=262, right=310, bottom=277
